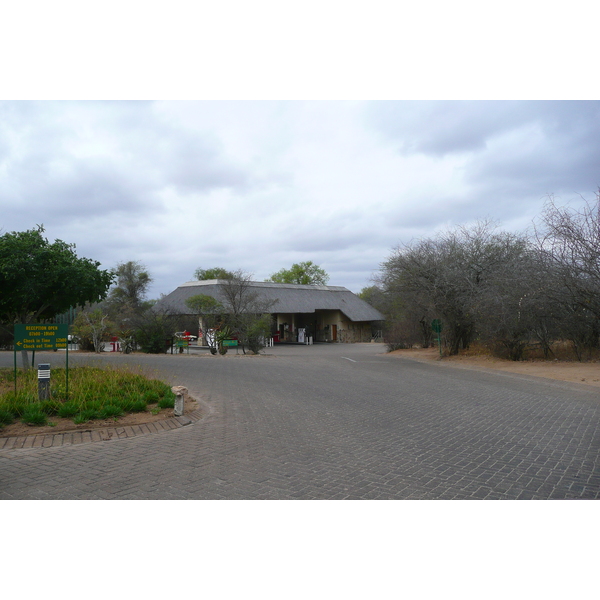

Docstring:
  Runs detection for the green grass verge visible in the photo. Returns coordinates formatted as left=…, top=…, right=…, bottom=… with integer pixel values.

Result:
left=0, top=366, right=176, bottom=429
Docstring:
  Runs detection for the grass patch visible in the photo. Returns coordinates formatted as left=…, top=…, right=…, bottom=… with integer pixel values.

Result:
left=158, top=393, right=176, bottom=409
left=57, top=402, right=80, bottom=418
left=0, top=366, right=175, bottom=428
left=39, top=399, right=62, bottom=415
left=0, top=408, right=14, bottom=426
left=142, top=390, right=161, bottom=404
left=78, top=408, right=101, bottom=422
left=98, top=404, right=124, bottom=419
left=129, top=399, right=148, bottom=413
left=21, top=409, right=48, bottom=426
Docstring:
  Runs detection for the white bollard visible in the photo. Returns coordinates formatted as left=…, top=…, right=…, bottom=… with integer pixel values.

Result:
left=38, top=363, right=51, bottom=401
left=171, top=385, right=188, bottom=416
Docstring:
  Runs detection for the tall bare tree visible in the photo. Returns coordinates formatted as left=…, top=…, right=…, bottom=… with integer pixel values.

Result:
left=379, top=221, right=541, bottom=356
left=534, top=190, right=600, bottom=358
left=220, top=270, right=276, bottom=354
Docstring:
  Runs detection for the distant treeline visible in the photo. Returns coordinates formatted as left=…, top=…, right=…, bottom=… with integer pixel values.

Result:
left=363, top=191, right=600, bottom=361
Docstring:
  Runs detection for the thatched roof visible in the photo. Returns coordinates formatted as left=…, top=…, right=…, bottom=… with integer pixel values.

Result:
left=154, top=280, right=384, bottom=322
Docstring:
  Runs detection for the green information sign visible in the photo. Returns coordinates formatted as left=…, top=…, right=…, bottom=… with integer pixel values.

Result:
left=222, top=339, right=238, bottom=347
left=14, top=324, right=69, bottom=350
left=13, top=323, right=70, bottom=398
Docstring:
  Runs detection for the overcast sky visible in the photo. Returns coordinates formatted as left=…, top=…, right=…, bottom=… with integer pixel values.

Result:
left=1, top=100, right=599, bottom=298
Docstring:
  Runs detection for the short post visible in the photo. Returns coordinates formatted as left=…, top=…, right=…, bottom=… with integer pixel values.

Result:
left=38, top=363, right=51, bottom=401
left=171, top=386, right=187, bottom=417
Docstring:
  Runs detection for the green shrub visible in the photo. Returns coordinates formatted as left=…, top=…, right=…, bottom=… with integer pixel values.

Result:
left=21, top=409, right=48, bottom=426
left=146, top=379, right=170, bottom=395
left=129, top=400, right=147, bottom=413
left=158, top=395, right=175, bottom=409
left=88, top=400, right=105, bottom=411
left=39, top=399, right=61, bottom=415
left=135, top=314, right=174, bottom=353
left=77, top=408, right=101, bottom=422
left=0, top=409, right=14, bottom=426
left=142, top=390, right=160, bottom=404
left=1, top=393, right=36, bottom=417
left=119, top=398, right=136, bottom=412
left=57, top=402, right=80, bottom=418
left=98, top=404, right=124, bottom=419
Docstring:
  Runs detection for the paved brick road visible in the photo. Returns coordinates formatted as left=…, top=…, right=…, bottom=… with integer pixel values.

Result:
left=1, top=344, right=599, bottom=499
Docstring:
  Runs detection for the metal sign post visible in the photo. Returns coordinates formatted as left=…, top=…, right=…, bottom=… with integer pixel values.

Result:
left=431, top=319, right=443, bottom=357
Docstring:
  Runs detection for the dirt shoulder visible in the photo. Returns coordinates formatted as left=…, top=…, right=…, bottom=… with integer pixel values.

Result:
left=387, top=347, right=600, bottom=388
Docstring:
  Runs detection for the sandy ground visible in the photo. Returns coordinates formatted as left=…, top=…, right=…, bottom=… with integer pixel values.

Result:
left=388, top=347, right=600, bottom=387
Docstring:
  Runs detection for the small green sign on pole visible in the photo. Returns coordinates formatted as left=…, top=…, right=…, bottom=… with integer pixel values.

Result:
left=431, top=319, right=443, bottom=357
left=176, top=339, right=190, bottom=354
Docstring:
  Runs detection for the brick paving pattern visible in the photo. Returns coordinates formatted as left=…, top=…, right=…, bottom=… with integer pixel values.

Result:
left=0, top=345, right=599, bottom=499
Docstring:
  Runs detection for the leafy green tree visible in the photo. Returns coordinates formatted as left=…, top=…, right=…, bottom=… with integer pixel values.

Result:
left=107, top=261, right=152, bottom=313
left=194, top=266, right=234, bottom=280
left=268, top=261, right=329, bottom=285
left=0, top=226, right=114, bottom=368
left=185, top=294, right=223, bottom=316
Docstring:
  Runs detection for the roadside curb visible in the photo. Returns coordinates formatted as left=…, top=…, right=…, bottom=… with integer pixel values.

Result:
left=0, top=407, right=205, bottom=451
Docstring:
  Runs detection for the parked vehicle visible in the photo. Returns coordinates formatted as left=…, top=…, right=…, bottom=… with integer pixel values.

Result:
left=174, top=331, right=197, bottom=342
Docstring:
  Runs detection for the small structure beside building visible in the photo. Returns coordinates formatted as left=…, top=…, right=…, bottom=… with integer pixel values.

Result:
left=154, top=280, right=384, bottom=344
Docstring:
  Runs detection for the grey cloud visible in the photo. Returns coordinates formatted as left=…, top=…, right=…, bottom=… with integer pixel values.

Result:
left=277, top=208, right=381, bottom=254
left=3, top=156, right=164, bottom=227
left=365, top=101, right=600, bottom=172
left=159, top=132, right=251, bottom=193
left=365, top=101, right=538, bottom=156
left=466, top=102, right=600, bottom=194
left=365, top=101, right=600, bottom=228
left=0, top=102, right=254, bottom=221
left=282, top=234, right=357, bottom=253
